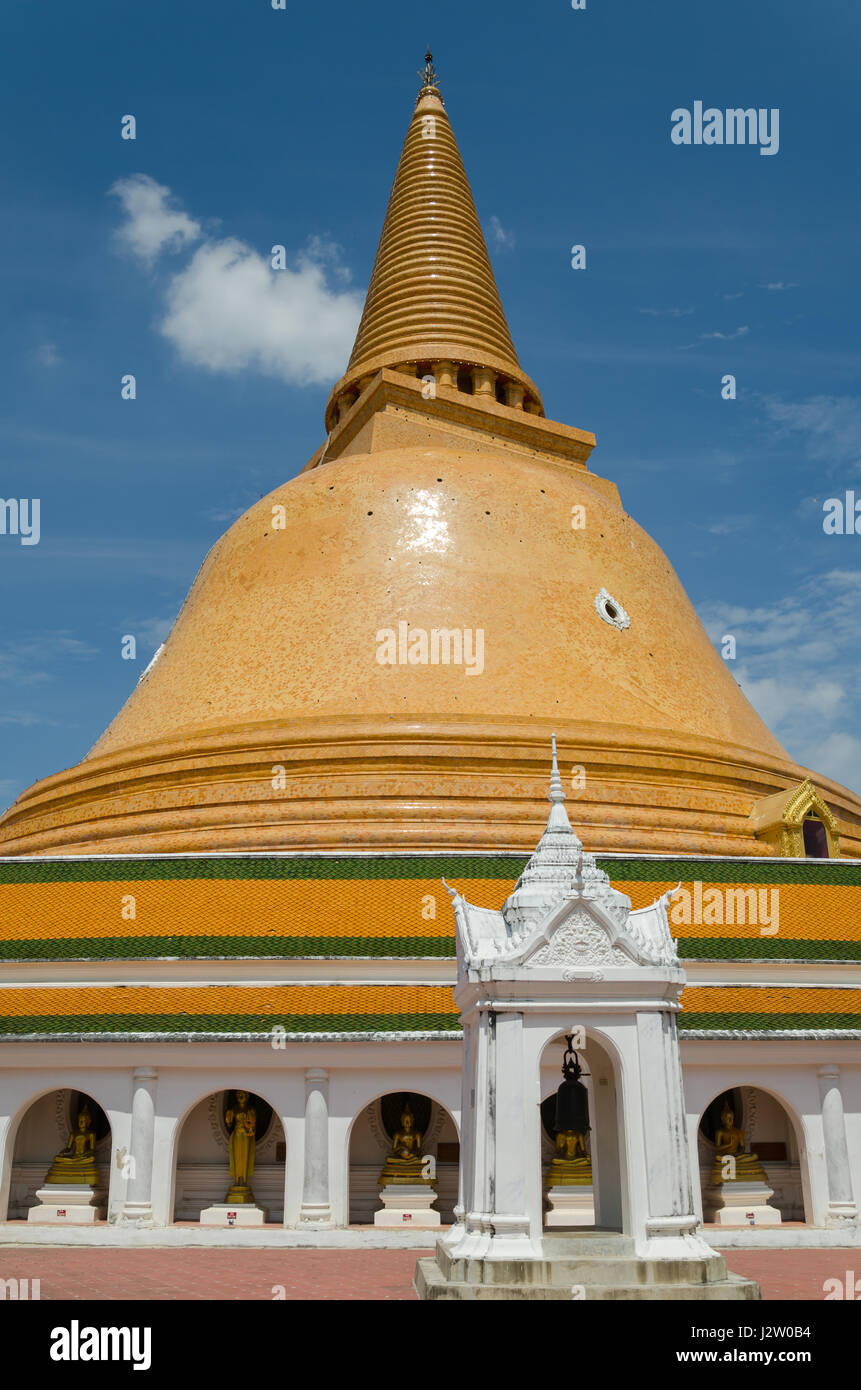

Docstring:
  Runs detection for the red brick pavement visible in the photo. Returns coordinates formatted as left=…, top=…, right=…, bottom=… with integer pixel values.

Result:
left=717, top=1249, right=857, bottom=1301
left=0, top=1249, right=422, bottom=1301
left=0, top=1247, right=852, bottom=1300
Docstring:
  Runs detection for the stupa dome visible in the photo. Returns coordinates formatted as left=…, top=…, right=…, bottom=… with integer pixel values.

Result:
left=2, top=62, right=859, bottom=858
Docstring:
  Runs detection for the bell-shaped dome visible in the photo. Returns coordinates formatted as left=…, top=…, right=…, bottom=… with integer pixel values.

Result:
left=1, top=61, right=859, bottom=859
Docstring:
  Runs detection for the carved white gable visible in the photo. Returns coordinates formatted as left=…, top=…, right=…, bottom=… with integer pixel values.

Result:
left=445, top=737, right=680, bottom=975
left=525, top=905, right=629, bottom=968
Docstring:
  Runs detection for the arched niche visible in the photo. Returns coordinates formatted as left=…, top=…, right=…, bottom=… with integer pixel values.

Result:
left=697, top=1084, right=810, bottom=1222
left=172, top=1088, right=285, bottom=1223
left=750, top=780, right=839, bottom=857
left=7, top=1089, right=111, bottom=1220
left=347, top=1090, right=459, bottom=1225
left=538, top=1030, right=625, bottom=1233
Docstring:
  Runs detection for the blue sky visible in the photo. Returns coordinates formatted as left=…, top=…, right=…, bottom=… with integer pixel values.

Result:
left=1, top=0, right=860, bottom=808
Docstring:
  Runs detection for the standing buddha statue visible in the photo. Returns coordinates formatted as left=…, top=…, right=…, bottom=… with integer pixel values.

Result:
left=224, top=1090, right=258, bottom=1203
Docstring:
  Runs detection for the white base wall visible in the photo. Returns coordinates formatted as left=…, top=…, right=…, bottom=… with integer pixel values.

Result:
left=0, top=1036, right=857, bottom=1239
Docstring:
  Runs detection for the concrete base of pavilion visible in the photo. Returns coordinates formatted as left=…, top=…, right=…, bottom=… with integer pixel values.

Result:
left=1, top=1221, right=859, bottom=1250
left=414, top=1231, right=762, bottom=1301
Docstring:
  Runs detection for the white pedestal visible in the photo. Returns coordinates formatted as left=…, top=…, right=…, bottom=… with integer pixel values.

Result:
left=28, top=1187, right=106, bottom=1224
left=704, top=1180, right=782, bottom=1226
left=298, top=1202, right=334, bottom=1228
left=199, top=1204, right=268, bottom=1227
left=544, top=1185, right=595, bottom=1227
left=374, top=1185, right=440, bottom=1228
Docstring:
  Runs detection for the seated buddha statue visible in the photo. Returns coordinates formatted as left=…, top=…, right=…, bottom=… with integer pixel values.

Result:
left=546, top=1128, right=593, bottom=1187
left=710, top=1101, right=767, bottom=1184
left=378, top=1103, right=429, bottom=1186
left=45, top=1104, right=100, bottom=1186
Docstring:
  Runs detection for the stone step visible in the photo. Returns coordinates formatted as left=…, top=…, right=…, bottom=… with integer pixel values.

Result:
left=438, top=1253, right=730, bottom=1288
left=415, top=1259, right=761, bottom=1301
left=435, top=1232, right=634, bottom=1278
left=435, top=1236, right=730, bottom=1288
left=542, top=1231, right=636, bottom=1257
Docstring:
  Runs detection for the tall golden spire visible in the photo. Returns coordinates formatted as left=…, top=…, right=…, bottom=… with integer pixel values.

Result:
left=325, top=53, right=542, bottom=430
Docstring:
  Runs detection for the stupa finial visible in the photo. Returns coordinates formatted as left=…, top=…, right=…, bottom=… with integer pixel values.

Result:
left=418, top=48, right=440, bottom=94
left=549, top=733, right=566, bottom=804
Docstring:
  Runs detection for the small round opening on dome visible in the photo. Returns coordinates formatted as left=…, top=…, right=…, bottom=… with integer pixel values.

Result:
left=594, top=588, right=630, bottom=631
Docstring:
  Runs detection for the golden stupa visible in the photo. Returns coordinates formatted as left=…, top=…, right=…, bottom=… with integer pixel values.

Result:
left=2, top=57, right=860, bottom=859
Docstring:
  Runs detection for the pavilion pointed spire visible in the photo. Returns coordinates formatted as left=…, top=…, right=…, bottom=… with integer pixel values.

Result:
left=549, top=732, right=565, bottom=804
left=325, top=54, right=543, bottom=430
left=545, top=733, right=575, bottom=835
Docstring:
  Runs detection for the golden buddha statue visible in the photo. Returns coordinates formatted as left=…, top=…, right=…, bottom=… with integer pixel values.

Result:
left=45, top=1104, right=100, bottom=1186
left=224, top=1090, right=257, bottom=1203
left=710, top=1100, right=767, bottom=1184
left=378, top=1103, right=429, bottom=1186
left=546, top=1128, right=593, bottom=1187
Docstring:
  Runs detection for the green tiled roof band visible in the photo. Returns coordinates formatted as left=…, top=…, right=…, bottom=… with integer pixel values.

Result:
left=0, top=935, right=456, bottom=960
left=0, top=1012, right=857, bottom=1036
left=0, top=936, right=858, bottom=962
left=679, top=1013, right=861, bottom=1031
left=0, top=1012, right=461, bottom=1035
left=0, top=856, right=859, bottom=886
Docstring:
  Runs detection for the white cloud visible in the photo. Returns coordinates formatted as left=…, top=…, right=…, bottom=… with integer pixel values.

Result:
left=35, top=342, right=61, bottom=367
left=0, top=634, right=98, bottom=685
left=160, top=236, right=362, bottom=387
left=111, top=174, right=201, bottom=264
left=721, top=290, right=744, bottom=300
left=704, top=514, right=754, bottom=535
left=0, top=778, right=21, bottom=811
left=639, top=305, right=695, bottom=318
left=487, top=215, right=515, bottom=252
left=699, top=570, right=861, bottom=794
left=759, top=394, right=861, bottom=470
left=110, top=175, right=363, bottom=387
left=134, top=616, right=176, bottom=650
left=699, top=325, right=750, bottom=341
left=0, top=712, right=58, bottom=726
left=761, top=281, right=798, bottom=291
left=805, top=733, right=861, bottom=803
left=202, top=502, right=255, bottom=524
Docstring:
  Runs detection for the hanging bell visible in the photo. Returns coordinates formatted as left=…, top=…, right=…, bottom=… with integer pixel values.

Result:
left=554, top=1035, right=590, bottom=1135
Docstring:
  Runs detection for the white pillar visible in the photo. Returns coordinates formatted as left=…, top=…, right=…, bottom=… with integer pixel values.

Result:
left=591, top=1045, right=623, bottom=1231
left=118, top=1067, right=157, bottom=1227
left=818, top=1064, right=858, bottom=1227
left=448, top=1019, right=470, bottom=1242
left=489, top=1010, right=533, bottom=1253
left=635, top=1010, right=702, bottom=1252
left=299, top=1068, right=333, bottom=1227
